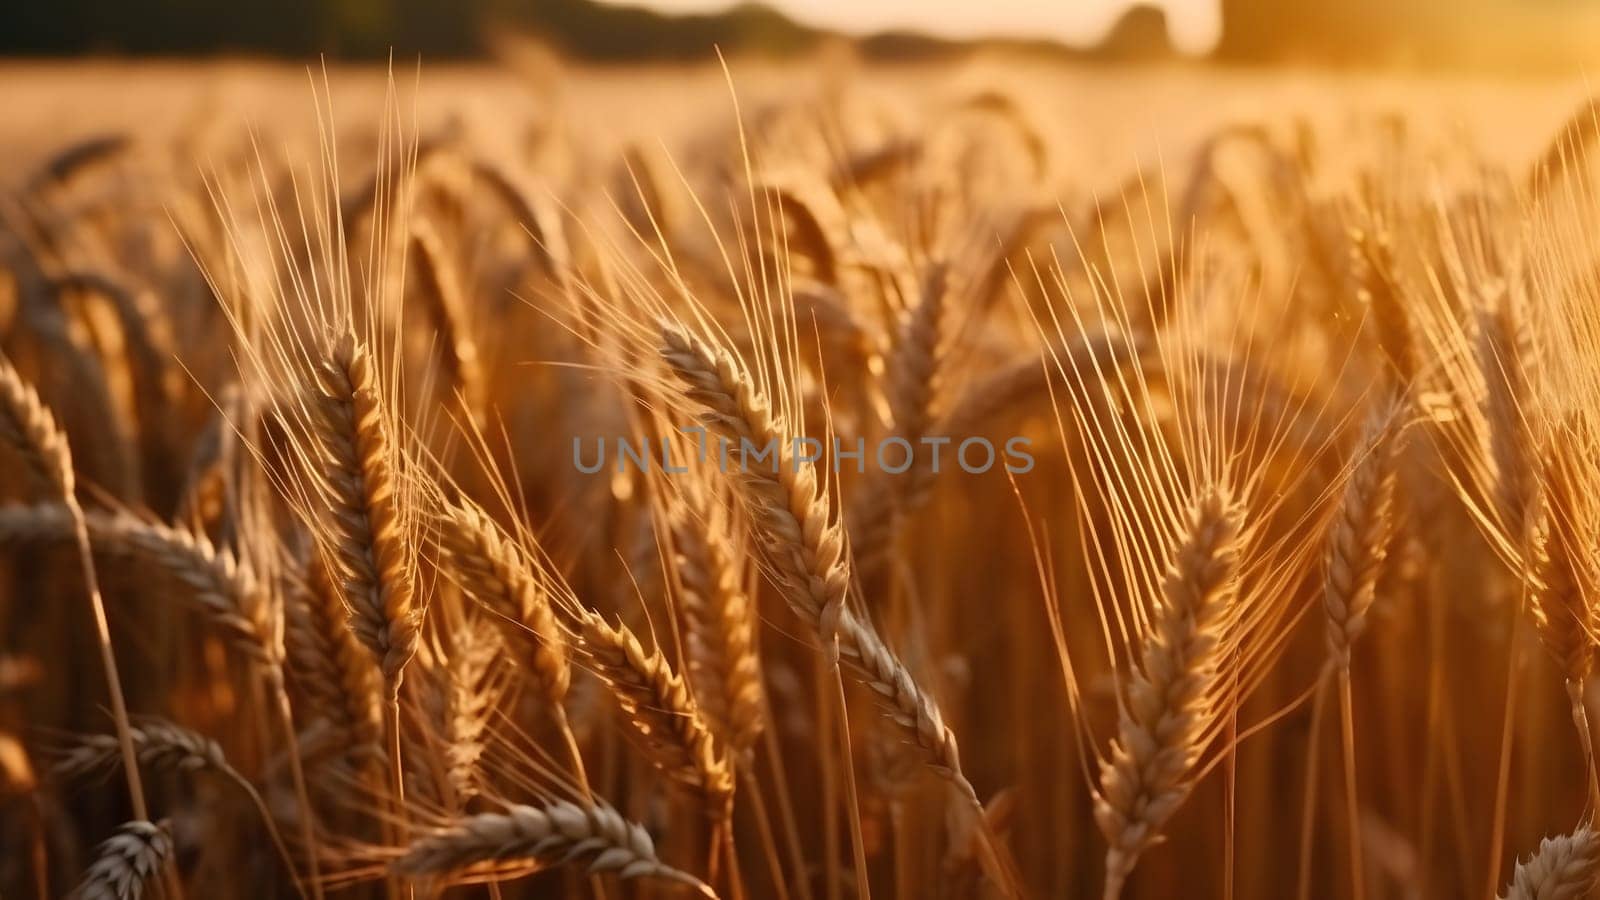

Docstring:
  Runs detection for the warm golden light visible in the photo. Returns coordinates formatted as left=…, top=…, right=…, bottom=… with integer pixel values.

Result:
left=11, top=3, right=1600, bottom=900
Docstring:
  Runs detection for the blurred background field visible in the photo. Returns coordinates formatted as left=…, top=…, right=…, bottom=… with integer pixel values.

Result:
left=1, top=57, right=1593, bottom=187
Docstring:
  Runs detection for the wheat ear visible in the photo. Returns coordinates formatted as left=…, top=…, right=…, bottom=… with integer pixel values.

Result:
left=437, top=500, right=570, bottom=703
left=660, top=324, right=976, bottom=798
left=669, top=495, right=764, bottom=758
left=440, top=618, right=500, bottom=802
left=851, top=263, right=948, bottom=586
left=0, top=358, right=74, bottom=498
left=408, top=220, right=484, bottom=416
left=659, top=323, right=851, bottom=652
left=1526, top=432, right=1596, bottom=688
left=307, top=331, right=419, bottom=697
left=284, top=558, right=384, bottom=765
left=55, top=720, right=228, bottom=779
left=1351, top=222, right=1418, bottom=386
left=73, top=820, right=174, bottom=900
left=1324, top=404, right=1402, bottom=670
left=572, top=608, right=735, bottom=816
left=1477, top=295, right=1536, bottom=537
left=393, top=799, right=716, bottom=897
left=1096, top=491, right=1243, bottom=900
left=1500, top=825, right=1600, bottom=900
left=1525, top=425, right=1600, bottom=802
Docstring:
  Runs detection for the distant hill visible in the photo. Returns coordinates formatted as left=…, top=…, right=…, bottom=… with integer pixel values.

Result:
left=508, top=0, right=1197, bottom=62
left=2, top=0, right=1593, bottom=71
left=511, top=0, right=817, bottom=61
left=1096, top=6, right=1179, bottom=60
left=0, top=0, right=1180, bottom=62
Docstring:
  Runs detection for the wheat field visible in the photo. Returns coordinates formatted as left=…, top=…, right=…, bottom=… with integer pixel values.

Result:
left=3, top=56, right=1600, bottom=899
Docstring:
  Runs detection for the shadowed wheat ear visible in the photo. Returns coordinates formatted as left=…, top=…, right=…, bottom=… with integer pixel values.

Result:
left=1500, top=824, right=1600, bottom=900
left=668, top=491, right=764, bottom=758
left=408, top=220, right=484, bottom=417
left=1095, top=490, right=1244, bottom=900
left=572, top=607, right=735, bottom=816
left=658, top=321, right=971, bottom=788
left=1324, top=401, right=1404, bottom=670
left=284, top=558, right=384, bottom=766
left=437, top=500, right=570, bottom=703
left=54, top=719, right=304, bottom=896
left=0, top=357, right=150, bottom=823
left=393, top=799, right=716, bottom=897
left=438, top=617, right=501, bottom=803
left=306, top=330, right=420, bottom=698
left=0, top=503, right=277, bottom=666
left=1477, top=288, right=1537, bottom=538
left=74, top=820, right=173, bottom=900
left=850, top=262, right=948, bottom=588
left=55, top=720, right=228, bottom=779
left=1350, top=219, right=1418, bottom=387
left=0, top=356, right=74, bottom=498
left=1524, top=418, right=1600, bottom=800
left=1525, top=421, right=1596, bottom=688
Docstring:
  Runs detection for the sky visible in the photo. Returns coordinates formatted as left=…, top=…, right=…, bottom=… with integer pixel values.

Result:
left=593, top=0, right=1224, bottom=55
